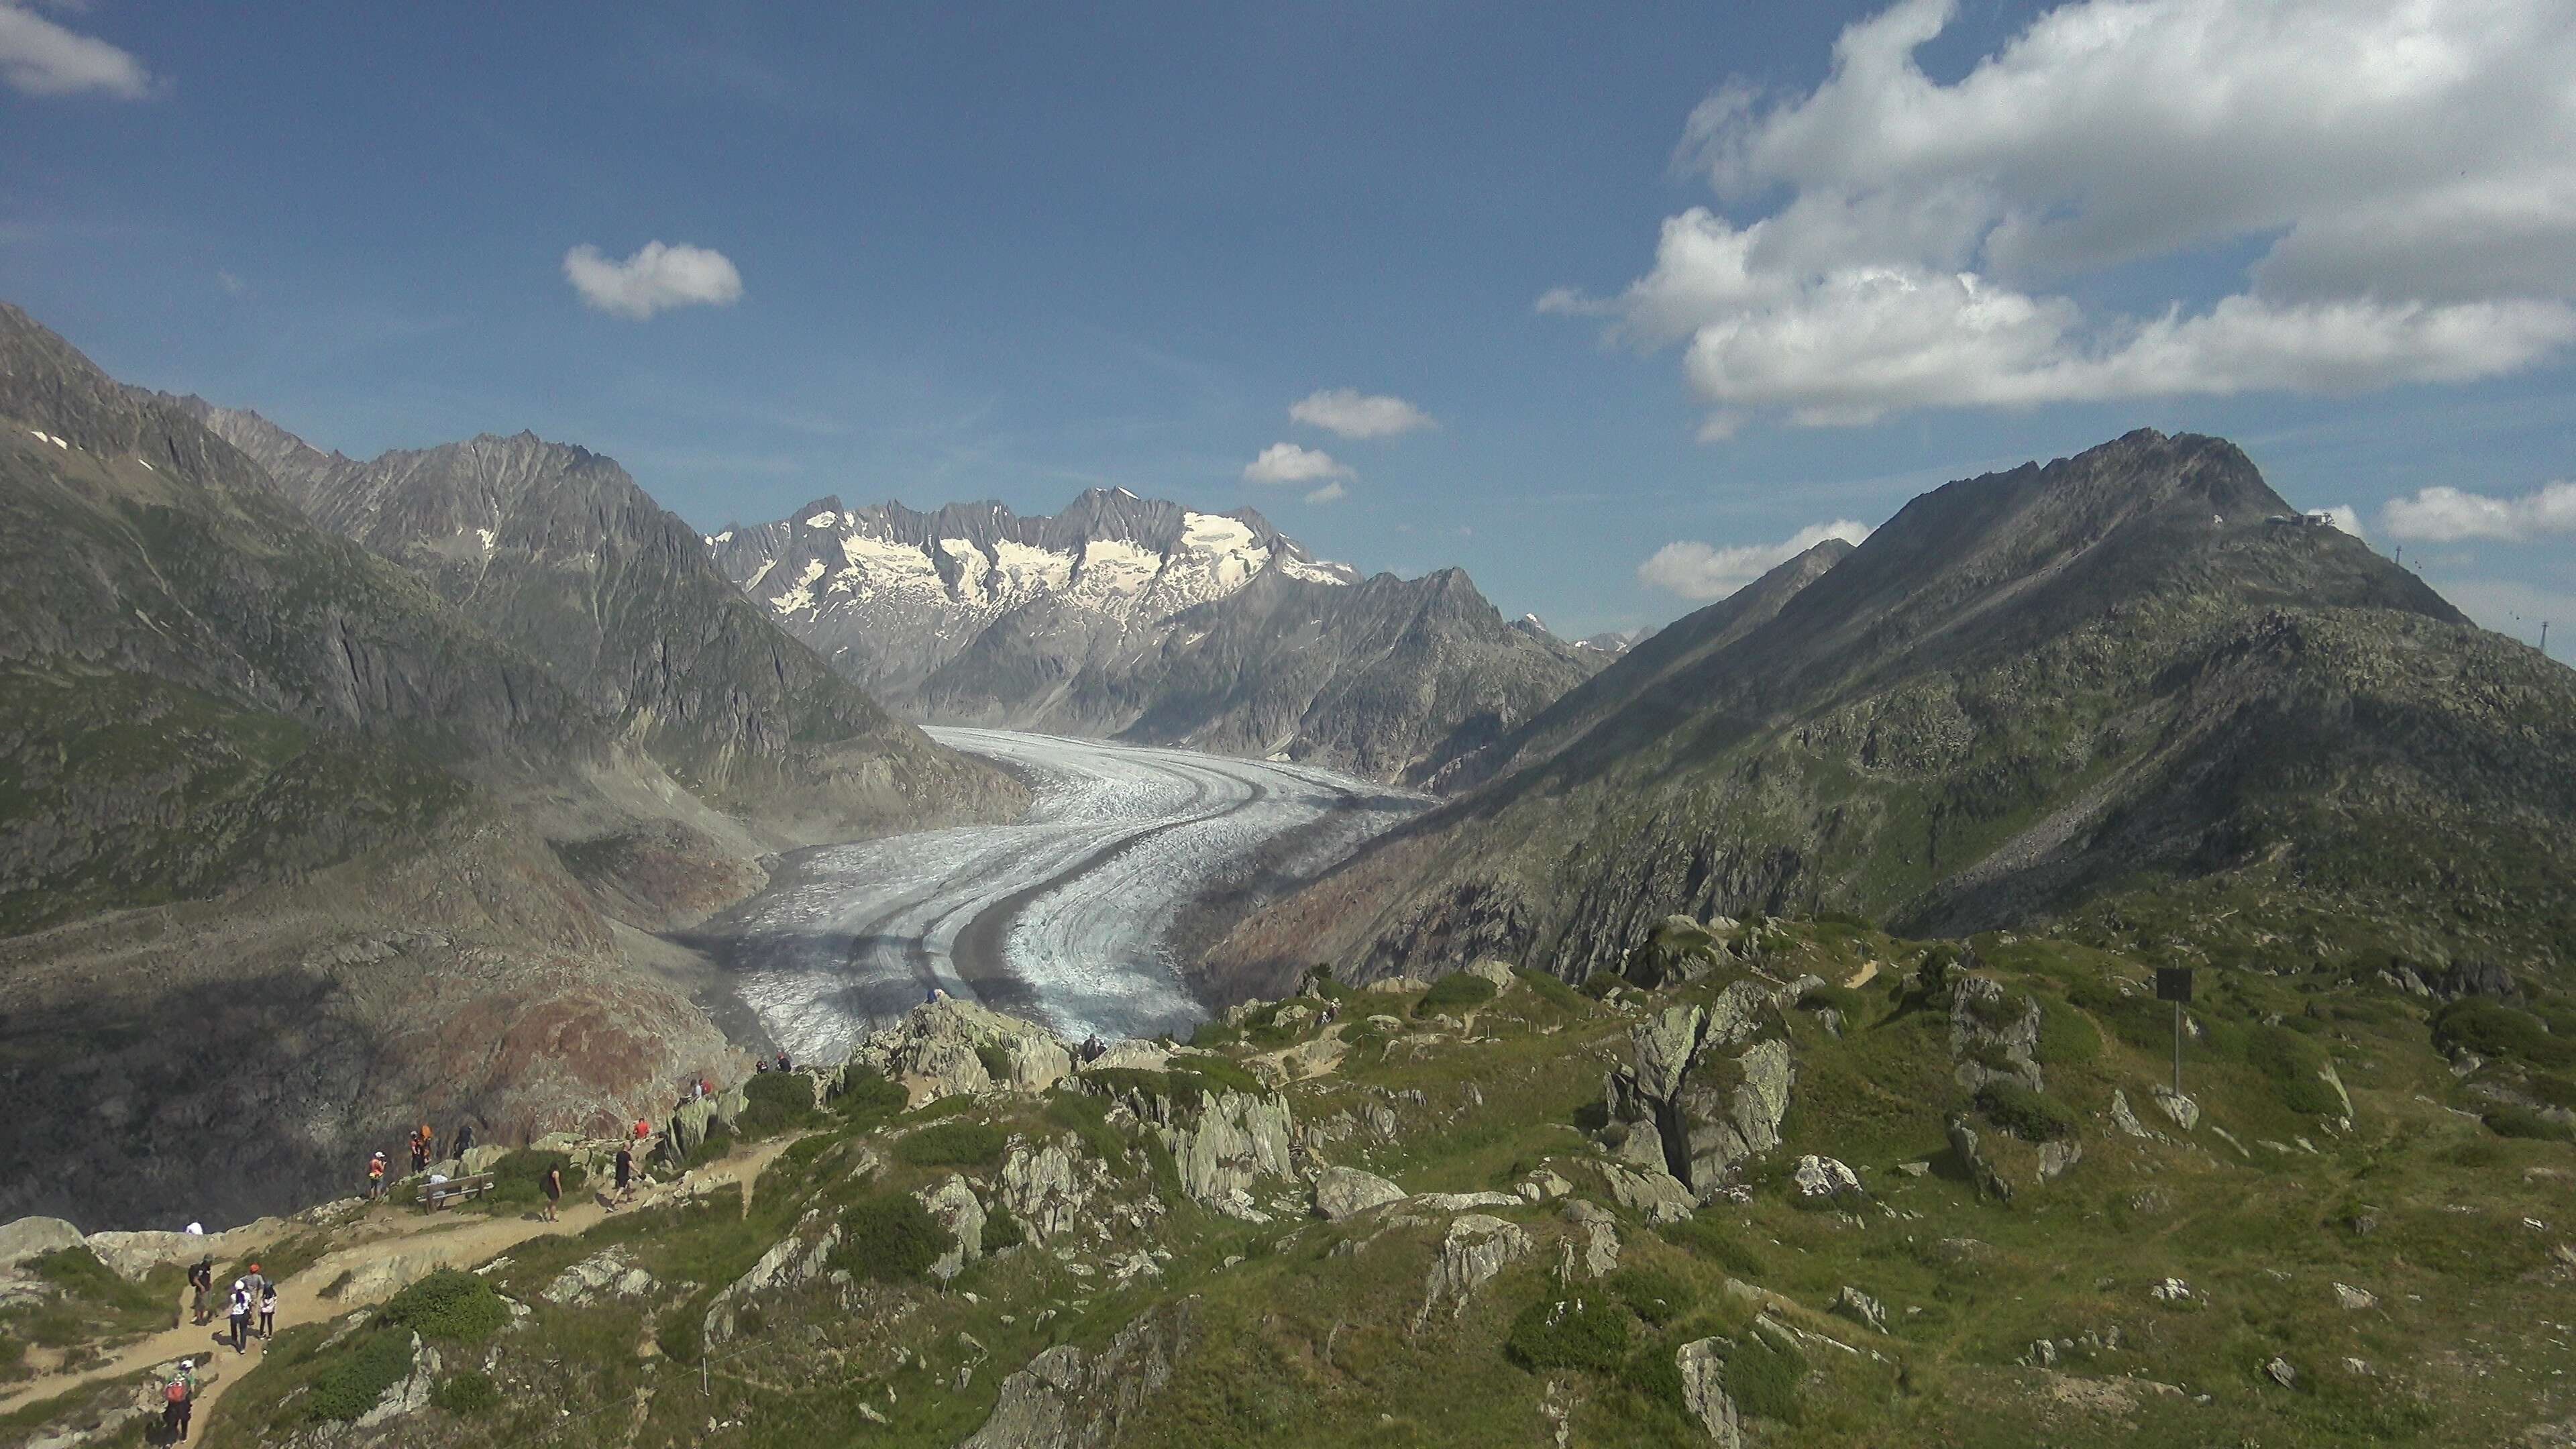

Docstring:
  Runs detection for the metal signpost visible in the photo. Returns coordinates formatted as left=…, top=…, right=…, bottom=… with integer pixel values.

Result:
left=2156, top=967, right=2195, bottom=1094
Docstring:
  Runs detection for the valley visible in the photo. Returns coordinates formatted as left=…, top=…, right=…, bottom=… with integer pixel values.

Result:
left=695, top=729, right=1426, bottom=1061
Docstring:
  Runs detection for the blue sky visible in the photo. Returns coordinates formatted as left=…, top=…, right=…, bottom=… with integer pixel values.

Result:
left=4, top=0, right=2571, bottom=651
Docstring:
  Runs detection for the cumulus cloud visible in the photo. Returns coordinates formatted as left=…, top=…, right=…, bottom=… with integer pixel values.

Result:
left=1303, top=480, right=1348, bottom=504
left=1289, top=388, right=1437, bottom=439
left=563, top=241, right=744, bottom=319
left=1638, top=519, right=1872, bottom=600
left=1549, top=0, right=2576, bottom=432
left=1243, top=441, right=1352, bottom=486
left=2382, top=480, right=2576, bottom=543
left=0, top=2, right=151, bottom=98
left=2318, top=504, right=2363, bottom=539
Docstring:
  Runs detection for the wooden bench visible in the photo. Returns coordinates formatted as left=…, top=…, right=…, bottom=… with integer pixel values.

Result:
left=423, top=1172, right=496, bottom=1211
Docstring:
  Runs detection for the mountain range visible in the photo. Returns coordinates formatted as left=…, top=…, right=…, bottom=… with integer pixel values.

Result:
left=712, top=493, right=1599, bottom=788
left=1209, top=428, right=2576, bottom=998
left=0, top=303, right=1022, bottom=1228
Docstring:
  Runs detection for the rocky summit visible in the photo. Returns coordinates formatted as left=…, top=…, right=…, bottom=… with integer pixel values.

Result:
left=710, top=491, right=1598, bottom=788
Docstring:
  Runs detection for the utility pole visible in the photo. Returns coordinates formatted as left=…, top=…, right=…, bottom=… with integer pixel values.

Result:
left=2543, top=620, right=2551, bottom=656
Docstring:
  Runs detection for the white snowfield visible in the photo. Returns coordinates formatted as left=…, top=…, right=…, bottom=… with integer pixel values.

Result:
left=718, top=729, right=1425, bottom=1061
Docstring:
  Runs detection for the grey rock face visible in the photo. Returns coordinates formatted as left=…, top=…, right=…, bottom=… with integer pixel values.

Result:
left=999, top=1139, right=1104, bottom=1244
left=960, top=1297, right=1197, bottom=1449
left=0, top=1217, right=84, bottom=1270
left=1831, top=1285, right=1890, bottom=1334
left=918, top=1176, right=987, bottom=1283
left=541, top=1248, right=657, bottom=1307
left=1313, top=1166, right=1407, bottom=1222
left=1560, top=1199, right=1621, bottom=1279
left=1950, top=978, right=2045, bottom=1093
left=705, top=1209, right=841, bottom=1346
left=1161, top=1091, right=1298, bottom=1220
left=1595, top=983, right=1793, bottom=1203
left=1675, top=1338, right=1744, bottom=1448
left=851, top=999, right=1076, bottom=1102
left=1413, top=1214, right=1531, bottom=1332
left=2151, top=1087, right=2200, bottom=1131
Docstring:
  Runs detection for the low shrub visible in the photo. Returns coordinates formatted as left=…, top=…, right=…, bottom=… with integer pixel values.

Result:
left=2484, top=1106, right=2576, bottom=1142
left=833, top=1067, right=909, bottom=1119
left=1797, top=983, right=1867, bottom=1021
left=380, top=1269, right=508, bottom=1344
left=1043, top=1089, right=1129, bottom=1169
left=24, top=1248, right=156, bottom=1316
left=1658, top=1218, right=1763, bottom=1277
left=735, top=1071, right=820, bottom=1140
left=975, top=1043, right=1014, bottom=1084
left=1605, top=1267, right=1695, bottom=1326
left=896, top=1120, right=1005, bottom=1167
left=1416, top=973, right=1500, bottom=1018
left=1505, top=1297, right=1631, bottom=1373
left=1517, top=969, right=1589, bottom=1013
left=1963, top=987, right=2028, bottom=1030
left=1973, top=1080, right=2077, bottom=1143
left=981, top=1205, right=1026, bottom=1252
left=306, top=1331, right=415, bottom=1421
left=2436, top=1000, right=2576, bottom=1071
left=830, top=1194, right=947, bottom=1283
left=483, top=1150, right=584, bottom=1210
left=1728, top=1330, right=1806, bottom=1421
left=1581, top=972, right=1623, bottom=1000
left=434, top=1370, right=500, bottom=1414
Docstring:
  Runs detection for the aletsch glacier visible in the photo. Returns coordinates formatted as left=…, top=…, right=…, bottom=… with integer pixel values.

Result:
left=708, top=728, right=1424, bottom=1062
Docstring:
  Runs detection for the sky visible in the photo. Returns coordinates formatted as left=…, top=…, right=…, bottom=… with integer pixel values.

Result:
left=4, top=0, right=2571, bottom=653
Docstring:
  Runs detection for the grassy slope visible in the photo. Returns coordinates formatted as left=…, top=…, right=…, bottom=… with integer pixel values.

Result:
left=2, top=920, right=2542, bottom=1449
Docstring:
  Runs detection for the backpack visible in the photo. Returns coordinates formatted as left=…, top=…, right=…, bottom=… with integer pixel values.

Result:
left=166, top=1379, right=188, bottom=1404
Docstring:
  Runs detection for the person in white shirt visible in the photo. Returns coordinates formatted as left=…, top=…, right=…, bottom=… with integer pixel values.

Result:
left=258, top=1281, right=277, bottom=1338
left=227, top=1281, right=252, bottom=1354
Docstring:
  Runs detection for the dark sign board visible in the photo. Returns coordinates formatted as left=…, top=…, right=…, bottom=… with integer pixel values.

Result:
left=2156, top=967, right=2195, bottom=1004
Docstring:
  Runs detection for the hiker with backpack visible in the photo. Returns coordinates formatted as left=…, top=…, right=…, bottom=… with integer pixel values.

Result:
left=614, top=1144, right=634, bottom=1199
left=187, top=1256, right=213, bottom=1325
left=259, top=1279, right=277, bottom=1338
left=367, top=1150, right=387, bottom=1199
left=162, top=1359, right=197, bottom=1442
left=226, top=1279, right=252, bottom=1354
left=541, top=1165, right=564, bottom=1222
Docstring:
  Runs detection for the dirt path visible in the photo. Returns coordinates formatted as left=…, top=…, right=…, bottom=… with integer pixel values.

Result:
left=1843, top=960, right=1880, bottom=991
left=0, top=1135, right=800, bottom=1431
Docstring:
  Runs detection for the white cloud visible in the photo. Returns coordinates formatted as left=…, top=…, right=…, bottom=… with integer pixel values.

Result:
left=1638, top=519, right=1872, bottom=601
left=2383, top=480, right=2576, bottom=543
left=1552, top=0, right=2576, bottom=433
left=1289, top=388, right=1436, bottom=439
left=1302, top=480, right=1348, bottom=504
left=563, top=241, right=744, bottom=319
left=1243, top=441, right=1352, bottom=486
left=0, top=2, right=150, bottom=98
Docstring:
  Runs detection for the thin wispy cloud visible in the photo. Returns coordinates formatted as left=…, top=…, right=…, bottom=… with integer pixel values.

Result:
left=2383, top=481, right=2576, bottom=543
left=1243, top=441, right=1351, bottom=486
left=564, top=241, right=745, bottom=320
left=1289, top=388, right=1436, bottom=439
left=1548, top=0, right=2576, bottom=437
left=1638, top=520, right=1870, bottom=600
left=1302, top=480, right=1348, bottom=504
left=0, top=1, right=151, bottom=99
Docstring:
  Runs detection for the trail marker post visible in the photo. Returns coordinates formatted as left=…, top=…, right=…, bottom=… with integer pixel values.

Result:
left=2157, top=967, right=2196, bottom=1095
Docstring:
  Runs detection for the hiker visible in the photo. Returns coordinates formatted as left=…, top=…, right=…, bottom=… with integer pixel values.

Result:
left=755, top=1057, right=767, bottom=1073
left=776, top=1050, right=791, bottom=1072
left=541, top=1164, right=564, bottom=1222
left=1079, top=1033, right=1106, bottom=1063
left=367, top=1150, right=388, bottom=1199
left=453, top=1120, right=474, bottom=1157
left=259, top=1279, right=277, bottom=1339
left=633, top=1116, right=651, bottom=1140
left=227, top=1279, right=251, bottom=1354
left=419, top=1122, right=437, bottom=1167
left=614, top=1144, right=634, bottom=1199
left=240, top=1263, right=267, bottom=1335
left=187, top=1255, right=213, bottom=1325
left=162, top=1358, right=197, bottom=1442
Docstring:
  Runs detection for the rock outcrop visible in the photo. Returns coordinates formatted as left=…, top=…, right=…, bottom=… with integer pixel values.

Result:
left=705, top=1210, right=841, bottom=1346
left=1313, top=1166, right=1407, bottom=1222
left=1160, top=1091, right=1298, bottom=1220
left=1597, top=980, right=1794, bottom=1201
left=1676, top=1338, right=1744, bottom=1448
left=1414, top=1214, right=1531, bottom=1332
left=851, top=1000, right=1076, bottom=1103
left=960, top=1297, right=1198, bottom=1449
left=918, top=1175, right=987, bottom=1283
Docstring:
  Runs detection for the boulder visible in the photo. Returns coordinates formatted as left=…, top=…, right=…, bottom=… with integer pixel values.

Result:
left=1313, top=1167, right=1407, bottom=1222
left=1947, top=1116, right=2013, bottom=1205
left=1599, top=1163, right=1696, bottom=1225
left=1462, top=959, right=1518, bottom=992
left=1631, top=1007, right=1705, bottom=1101
left=961, top=1298, right=1197, bottom=1449
left=1561, top=1199, right=1620, bottom=1279
left=458, top=1144, right=509, bottom=1175
left=712, top=1085, right=749, bottom=1131
left=1675, top=1338, right=1743, bottom=1448
left=1950, top=977, right=2044, bottom=1093
left=2148, top=1277, right=2194, bottom=1303
left=541, top=1247, right=658, bottom=1307
left=1084, top=1039, right=1175, bottom=1074
left=354, top=1334, right=439, bottom=1428
left=1414, top=1214, right=1532, bottom=1332
left=2109, top=1090, right=2152, bottom=1138
left=1830, top=1285, right=1889, bottom=1334
left=918, top=1176, right=987, bottom=1283
left=0, top=1216, right=85, bottom=1271
left=2150, top=1087, right=2200, bottom=1131
left=1790, top=1155, right=1863, bottom=1201
left=2037, top=1138, right=2083, bottom=1182
left=2333, top=1282, right=2378, bottom=1310
left=704, top=1211, right=839, bottom=1345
